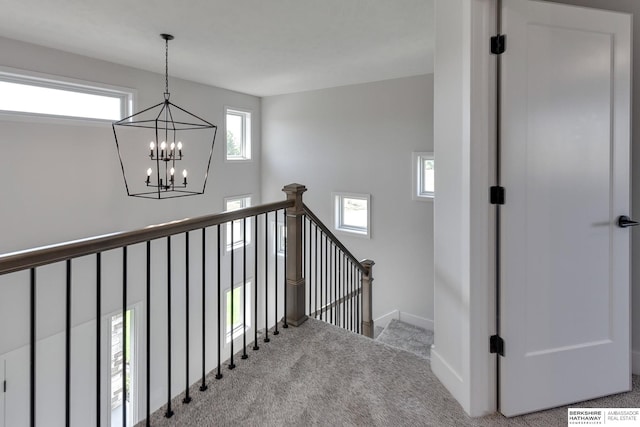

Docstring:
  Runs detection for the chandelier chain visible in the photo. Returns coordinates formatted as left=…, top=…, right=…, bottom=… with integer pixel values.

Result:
left=165, top=37, right=169, bottom=94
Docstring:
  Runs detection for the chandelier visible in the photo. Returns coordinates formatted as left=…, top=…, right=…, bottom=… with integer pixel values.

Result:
left=112, top=34, right=217, bottom=199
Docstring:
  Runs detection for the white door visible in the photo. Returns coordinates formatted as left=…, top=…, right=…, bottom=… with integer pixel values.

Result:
left=500, top=0, right=632, bottom=417
left=1, top=359, right=5, bottom=427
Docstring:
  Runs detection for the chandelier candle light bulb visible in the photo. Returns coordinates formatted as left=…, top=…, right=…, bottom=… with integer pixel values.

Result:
left=149, top=141, right=155, bottom=157
left=182, top=169, right=188, bottom=185
left=146, top=168, right=152, bottom=184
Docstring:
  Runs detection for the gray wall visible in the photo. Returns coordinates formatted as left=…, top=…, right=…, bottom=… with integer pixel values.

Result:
left=261, top=75, right=435, bottom=324
left=542, top=0, right=640, bottom=373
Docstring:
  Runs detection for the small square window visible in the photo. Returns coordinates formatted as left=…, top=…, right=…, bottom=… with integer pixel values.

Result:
left=333, top=192, right=371, bottom=238
left=226, top=282, right=251, bottom=343
left=412, top=152, right=434, bottom=200
left=225, top=107, right=252, bottom=161
left=224, top=195, right=252, bottom=251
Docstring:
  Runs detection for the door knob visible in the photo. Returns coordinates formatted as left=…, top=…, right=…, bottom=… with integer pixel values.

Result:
left=617, top=215, right=640, bottom=228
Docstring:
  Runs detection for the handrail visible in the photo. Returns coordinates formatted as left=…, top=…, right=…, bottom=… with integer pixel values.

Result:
left=303, top=203, right=366, bottom=274
left=0, top=200, right=293, bottom=276
left=310, top=287, right=361, bottom=319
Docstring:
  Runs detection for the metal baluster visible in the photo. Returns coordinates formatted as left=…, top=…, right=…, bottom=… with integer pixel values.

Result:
left=229, top=221, right=236, bottom=370
left=349, top=262, right=355, bottom=331
left=340, top=252, right=347, bottom=329
left=65, top=259, right=71, bottom=427
left=305, top=216, right=309, bottom=316
left=216, top=225, right=223, bottom=380
left=333, top=245, right=340, bottom=326
left=314, top=225, right=318, bottom=319
left=324, top=235, right=328, bottom=321
left=96, top=254, right=101, bottom=427
left=283, top=211, right=288, bottom=329
left=347, top=261, right=353, bottom=331
left=184, top=232, right=192, bottom=403
left=242, top=217, right=249, bottom=358
left=264, top=213, right=270, bottom=343
left=358, top=269, right=362, bottom=334
left=200, top=230, right=208, bottom=392
left=165, top=237, right=174, bottom=418
left=320, top=231, right=324, bottom=321
left=146, top=242, right=151, bottom=426
left=328, top=240, right=336, bottom=323
left=274, top=211, right=279, bottom=336
left=253, top=215, right=260, bottom=351
left=122, top=247, right=128, bottom=426
left=30, top=268, right=36, bottom=427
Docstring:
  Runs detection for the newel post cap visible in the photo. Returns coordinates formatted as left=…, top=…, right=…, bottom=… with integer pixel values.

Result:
left=282, top=183, right=307, bottom=195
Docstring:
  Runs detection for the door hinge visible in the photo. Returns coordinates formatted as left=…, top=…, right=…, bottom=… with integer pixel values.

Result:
left=490, top=335, right=505, bottom=356
left=3, top=380, right=6, bottom=392
left=490, top=186, right=505, bottom=205
left=491, top=34, right=506, bottom=55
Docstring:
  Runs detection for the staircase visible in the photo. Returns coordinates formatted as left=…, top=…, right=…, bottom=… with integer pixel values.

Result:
left=375, top=319, right=434, bottom=360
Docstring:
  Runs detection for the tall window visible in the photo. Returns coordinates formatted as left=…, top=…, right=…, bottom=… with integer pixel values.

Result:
left=412, top=152, right=435, bottom=200
left=224, top=195, right=252, bottom=251
left=333, top=192, right=371, bottom=238
left=226, top=282, right=252, bottom=343
left=0, top=70, right=131, bottom=121
left=225, top=107, right=252, bottom=161
left=109, top=308, right=136, bottom=427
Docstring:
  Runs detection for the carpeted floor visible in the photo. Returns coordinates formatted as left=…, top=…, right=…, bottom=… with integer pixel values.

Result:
left=143, top=319, right=640, bottom=427
left=375, top=319, right=434, bottom=360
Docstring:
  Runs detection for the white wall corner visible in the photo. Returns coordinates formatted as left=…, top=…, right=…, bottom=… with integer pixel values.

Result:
left=433, top=0, right=496, bottom=418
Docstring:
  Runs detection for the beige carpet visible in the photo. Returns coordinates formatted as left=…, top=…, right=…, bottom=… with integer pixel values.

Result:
left=143, top=319, right=639, bottom=426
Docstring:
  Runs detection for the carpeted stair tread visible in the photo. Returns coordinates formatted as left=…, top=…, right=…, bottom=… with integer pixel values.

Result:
left=375, top=318, right=434, bottom=360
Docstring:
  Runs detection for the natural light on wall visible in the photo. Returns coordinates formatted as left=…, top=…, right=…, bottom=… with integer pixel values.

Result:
left=0, top=78, right=127, bottom=121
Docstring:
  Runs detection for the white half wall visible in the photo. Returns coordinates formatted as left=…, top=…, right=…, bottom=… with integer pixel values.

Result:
left=261, top=75, right=435, bottom=324
left=432, top=0, right=496, bottom=417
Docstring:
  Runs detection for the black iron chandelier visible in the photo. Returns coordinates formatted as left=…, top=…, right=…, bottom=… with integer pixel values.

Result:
left=112, top=34, right=217, bottom=199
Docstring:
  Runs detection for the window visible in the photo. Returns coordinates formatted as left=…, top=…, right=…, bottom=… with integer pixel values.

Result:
left=0, top=70, right=131, bottom=121
left=224, top=195, right=252, bottom=251
left=226, top=282, right=252, bottom=343
left=109, top=308, right=137, bottom=427
left=225, top=107, right=252, bottom=161
left=412, top=152, right=435, bottom=200
left=333, top=192, right=371, bottom=238
left=273, top=221, right=286, bottom=256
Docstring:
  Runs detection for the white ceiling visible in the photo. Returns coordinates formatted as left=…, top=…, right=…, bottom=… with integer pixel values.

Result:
left=0, top=0, right=434, bottom=97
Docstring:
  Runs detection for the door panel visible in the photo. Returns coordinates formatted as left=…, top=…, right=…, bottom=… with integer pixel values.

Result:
left=500, top=0, right=631, bottom=417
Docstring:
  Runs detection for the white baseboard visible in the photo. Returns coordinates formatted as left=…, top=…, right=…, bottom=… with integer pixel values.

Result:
left=633, top=350, right=640, bottom=375
left=373, top=310, right=399, bottom=329
left=431, top=347, right=470, bottom=413
left=374, top=310, right=433, bottom=330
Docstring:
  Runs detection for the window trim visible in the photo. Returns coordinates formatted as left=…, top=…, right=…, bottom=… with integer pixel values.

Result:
left=224, top=106, right=253, bottom=162
left=0, top=66, right=134, bottom=124
left=332, top=192, right=371, bottom=239
left=412, top=151, right=435, bottom=201
left=223, top=194, right=253, bottom=253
